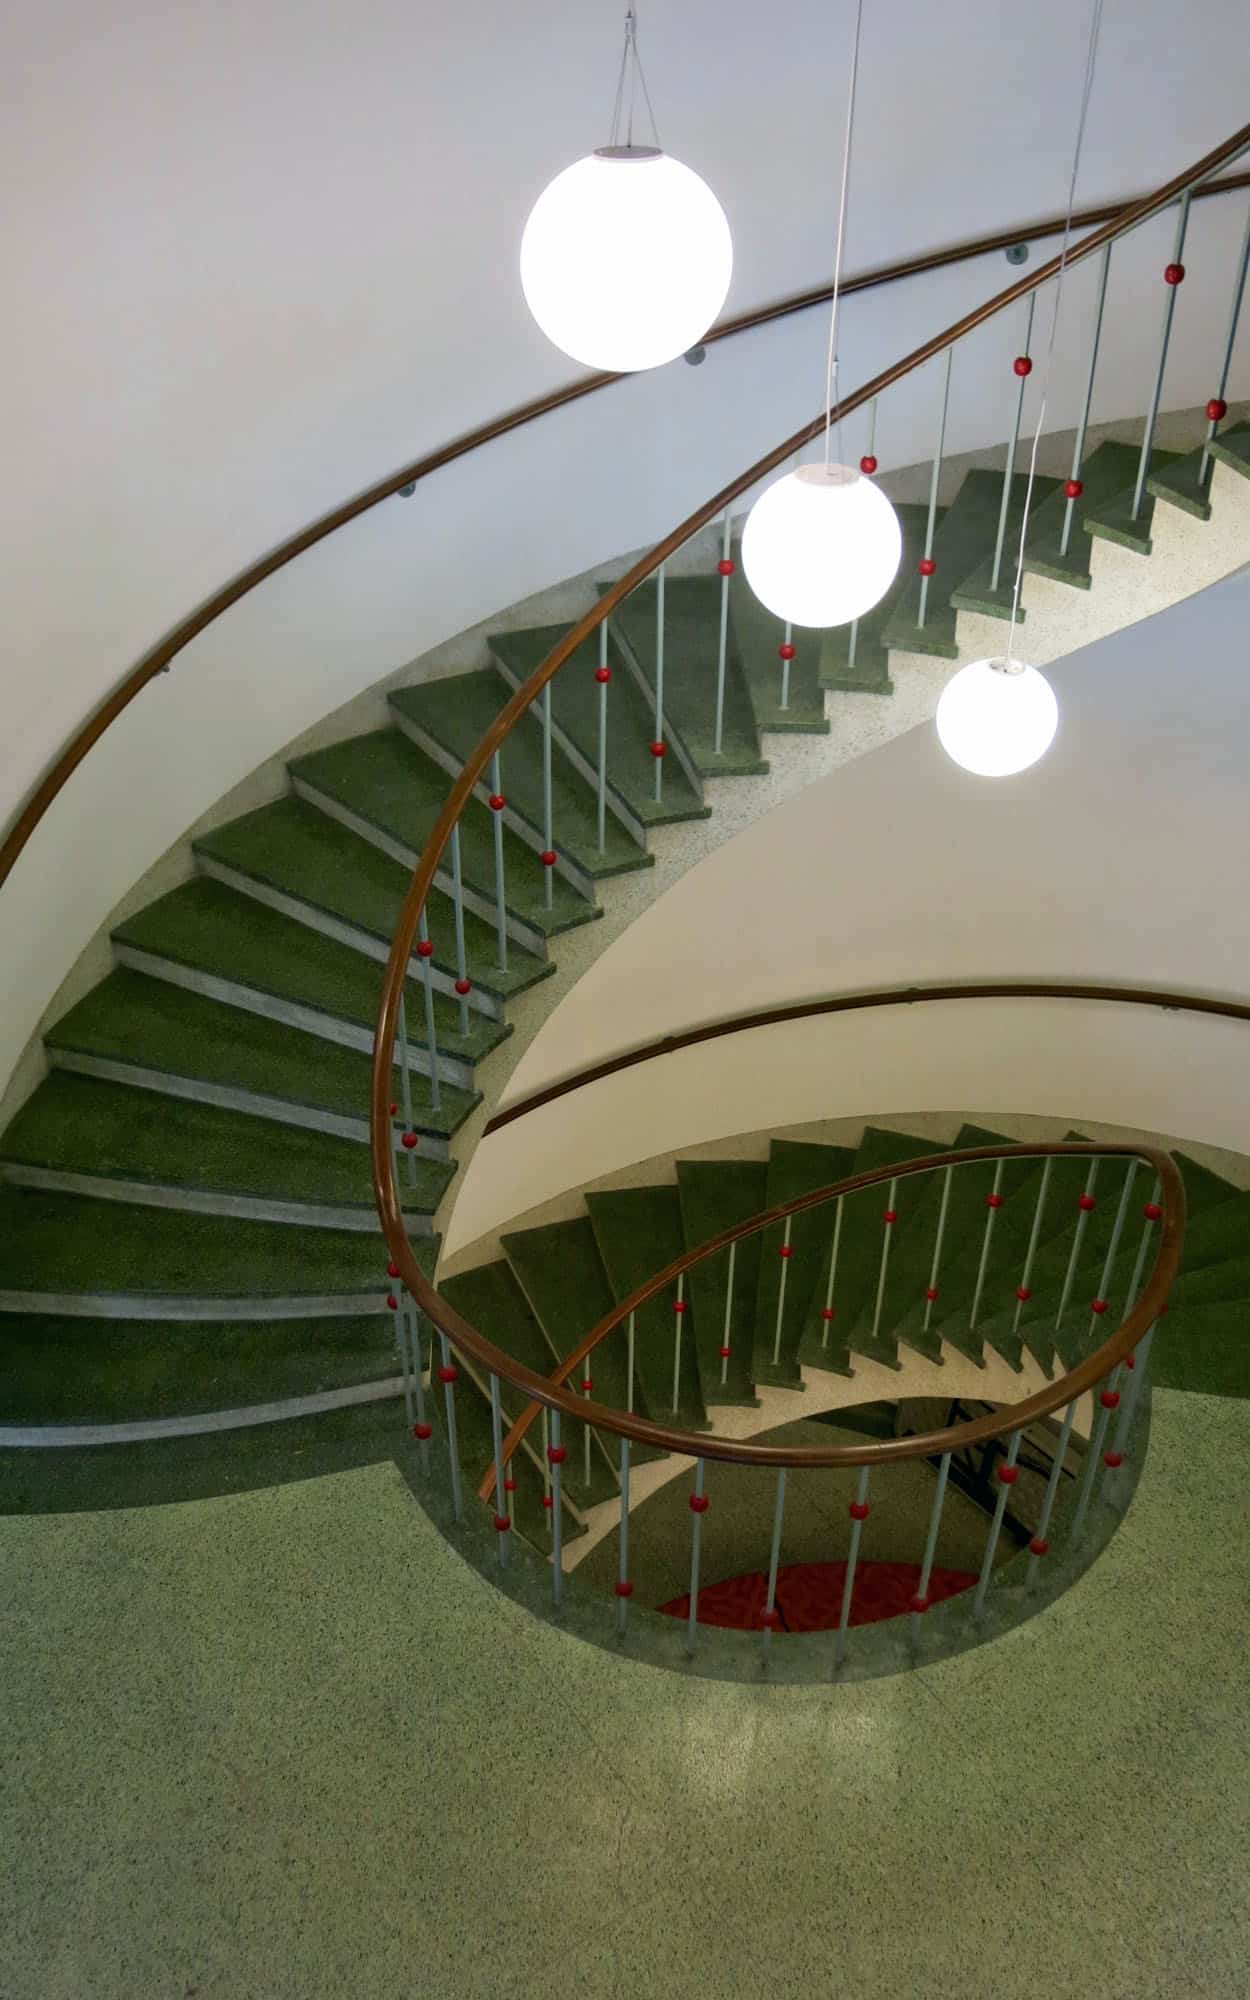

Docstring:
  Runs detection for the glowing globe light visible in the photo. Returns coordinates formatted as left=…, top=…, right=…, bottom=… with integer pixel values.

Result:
left=740, top=464, right=902, bottom=628
left=520, top=146, right=732, bottom=373
left=935, top=657, right=1059, bottom=777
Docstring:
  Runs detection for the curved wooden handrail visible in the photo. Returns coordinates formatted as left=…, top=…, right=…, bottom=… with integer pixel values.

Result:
left=371, top=120, right=1249, bottom=1412
left=2, top=157, right=1248, bottom=892
left=476, top=1141, right=1182, bottom=1498
left=484, top=980, right=1250, bottom=1134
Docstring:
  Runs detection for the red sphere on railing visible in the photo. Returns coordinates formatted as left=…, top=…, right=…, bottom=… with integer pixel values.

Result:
left=1016, top=1286, right=1032, bottom=1302
left=438, top=1363, right=458, bottom=1384
left=1064, top=478, right=1084, bottom=500
left=387, top=1260, right=400, bottom=1279
left=413, top=1421, right=433, bottom=1441
left=925, top=1286, right=939, bottom=1302
left=821, top=1307, right=835, bottom=1321
left=1090, top=1297, right=1109, bottom=1315
left=493, top=1514, right=511, bottom=1532
left=614, top=1579, right=634, bottom=1598
left=595, top=665, right=612, bottom=684
left=859, top=453, right=878, bottom=475
left=1013, top=355, right=1033, bottom=377
left=849, top=1500, right=870, bottom=1520
left=541, top=1493, right=554, bottom=1509
left=673, top=1298, right=688, bottom=1313
left=717, top=557, right=735, bottom=577
left=1100, top=1387, right=1120, bottom=1409
left=547, top=1443, right=567, bottom=1465
left=778, top=1243, right=793, bottom=1259
left=386, top=1293, right=398, bottom=1311
left=1125, top=1353, right=1136, bottom=1370
left=402, top=1131, right=418, bottom=1151
left=719, top=1344, right=732, bottom=1358
left=389, top=1101, right=398, bottom=1116
left=997, top=1463, right=1019, bottom=1485
left=689, top=1492, right=709, bottom=1513
left=1078, top=1193, right=1096, bottom=1212
left=1206, top=397, right=1228, bottom=422
left=504, top=1476, right=517, bottom=1492
left=986, top=1192, right=1003, bottom=1209
left=883, top=1209, right=898, bottom=1225
left=454, top=977, right=472, bottom=996
left=1029, top=1536, right=1049, bottom=1557
left=1104, top=1449, right=1124, bottom=1468
left=540, top=849, right=557, bottom=866
left=918, top=557, right=936, bottom=577
left=416, top=939, right=434, bottom=958
left=1164, top=262, right=1185, bottom=286
left=760, top=1607, right=782, bottom=1629
left=1144, top=1202, right=1163, bottom=1221
left=580, top=1378, right=593, bottom=1393
left=778, top=641, right=796, bottom=661
left=649, top=741, right=666, bottom=759
left=488, top=793, right=505, bottom=811
left=909, top=1592, right=931, bottom=1614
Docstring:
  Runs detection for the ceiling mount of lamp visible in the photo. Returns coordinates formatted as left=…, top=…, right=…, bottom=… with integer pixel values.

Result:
left=520, top=9, right=733, bottom=374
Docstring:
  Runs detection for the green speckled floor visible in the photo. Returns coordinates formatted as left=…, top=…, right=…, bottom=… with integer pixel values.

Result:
left=2, top=1388, right=1246, bottom=1999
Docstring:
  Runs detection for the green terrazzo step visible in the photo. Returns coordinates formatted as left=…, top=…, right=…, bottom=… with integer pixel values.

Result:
left=885, top=472, right=1044, bottom=659
left=1151, top=1299, right=1250, bottom=1399
left=389, top=672, right=652, bottom=882
left=439, top=1259, right=618, bottom=1509
left=1020, top=442, right=1155, bottom=588
left=195, top=796, right=552, bottom=1006
left=947, top=473, right=1065, bottom=619
left=0, top=1073, right=453, bottom=1222
left=728, top=550, right=828, bottom=731
left=1081, top=447, right=1184, bottom=557
left=675, top=1158, right=765, bottom=1405
left=818, top=503, right=933, bottom=693
left=585, top=1187, right=707, bottom=1429
left=755, top=1140, right=857, bottom=1386
left=0, top=1313, right=399, bottom=1424
left=290, top=729, right=598, bottom=941
left=490, top=625, right=709, bottom=828
left=605, top=575, right=769, bottom=776
left=1207, top=420, right=1250, bottom=483
left=1146, top=445, right=1215, bottom=521
left=0, top=1186, right=430, bottom=1303
left=500, top=1216, right=666, bottom=1471
left=113, top=879, right=506, bottom=1077
left=44, top=969, right=478, bottom=1145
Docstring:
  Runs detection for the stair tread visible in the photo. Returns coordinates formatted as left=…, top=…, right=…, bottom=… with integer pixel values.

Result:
left=817, top=503, right=934, bottom=690
left=754, top=1139, right=858, bottom=1382
left=1, top=1072, right=453, bottom=1214
left=490, top=625, right=709, bottom=826
left=389, top=672, right=652, bottom=879
left=1016, top=441, right=1144, bottom=588
left=1152, top=1297, right=1250, bottom=1398
left=195, top=796, right=552, bottom=999
left=114, top=879, right=507, bottom=1068
left=884, top=471, right=1058, bottom=657
left=605, top=575, right=769, bottom=774
left=291, top=728, right=599, bottom=938
left=584, top=1186, right=706, bottom=1427
left=1080, top=447, right=1185, bottom=557
left=675, top=1158, right=765, bottom=1402
left=729, top=554, right=829, bottom=730
left=1207, top=419, right=1250, bottom=483
left=44, top=969, right=478, bottom=1139
left=804, top=1128, right=952, bottom=1369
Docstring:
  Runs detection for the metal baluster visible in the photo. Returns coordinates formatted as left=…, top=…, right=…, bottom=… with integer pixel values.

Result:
left=917, top=348, right=953, bottom=629
left=626, top=1311, right=636, bottom=1412
left=395, top=993, right=418, bottom=1186
left=845, top=390, right=876, bottom=669
left=1111, top=1322, right=1157, bottom=1479
left=1071, top=1365, right=1123, bottom=1542
left=616, top=1438, right=633, bottom=1634
left=548, top=1407, right=564, bottom=1606
left=438, top=1331, right=463, bottom=1522
left=1055, top=1160, right=1100, bottom=1327
left=653, top=565, right=665, bottom=801
left=771, top=1217, right=793, bottom=1366
left=582, top=1369, right=593, bottom=1491
left=1130, top=191, right=1192, bottom=521
left=415, top=910, right=442, bottom=1113
left=1013, top=1158, right=1053, bottom=1337
left=541, top=682, right=555, bottom=910
left=488, top=1373, right=511, bottom=1569
left=407, top=1306, right=432, bottom=1470
left=989, top=294, right=1037, bottom=592
left=870, top=1180, right=899, bottom=1343
left=1120, top=1175, right=1162, bottom=1321
left=449, top=823, right=471, bottom=1037
left=972, top=1429, right=1021, bottom=1617
left=1087, top=1161, right=1137, bottom=1335
left=923, top=1168, right=953, bottom=1333
left=761, top=1468, right=788, bottom=1667
left=834, top=1467, right=870, bottom=1670
left=1025, top=1399, right=1077, bottom=1592
left=713, top=514, right=732, bottom=755
left=1059, top=242, right=1112, bottom=557
left=821, top=1196, right=843, bottom=1348
left=541, top=1407, right=552, bottom=1539
left=489, top=752, right=508, bottom=971
left=671, top=1272, right=686, bottom=1413
left=394, top=1289, right=415, bottom=1428
left=969, top=1161, right=1005, bottom=1330
left=1200, top=199, right=1250, bottom=486
left=719, top=1239, right=736, bottom=1387
left=779, top=620, right=793, bottom=711
left=910, top=1450, right=952, bottom=1643
left=596, top=622, right=610, bottom=850
left=686, top=1458, right=707, bottom=1655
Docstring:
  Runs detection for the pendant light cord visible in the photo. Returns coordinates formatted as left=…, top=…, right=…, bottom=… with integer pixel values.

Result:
left=609, top=8, right=661, bottom=151
left=1004, top=0, right=1104, bottom=664
left=824, top=0, right=866, bottom=470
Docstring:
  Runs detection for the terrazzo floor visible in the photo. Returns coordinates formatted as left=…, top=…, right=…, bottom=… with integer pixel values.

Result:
left=3, top=1386, right=1248, bottom=2000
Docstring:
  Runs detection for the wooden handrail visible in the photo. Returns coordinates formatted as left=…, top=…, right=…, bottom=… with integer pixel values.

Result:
left=475, top=1141, right=1182, bottom=1497
left=2, top=158, right=1248, bottom=892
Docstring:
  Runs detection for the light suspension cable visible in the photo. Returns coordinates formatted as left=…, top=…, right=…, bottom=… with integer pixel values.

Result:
left=823, top=0, right=866, bottom=469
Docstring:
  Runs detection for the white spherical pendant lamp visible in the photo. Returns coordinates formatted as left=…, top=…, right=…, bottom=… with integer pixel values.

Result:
left=740, top=463, right=902, bottom=628
left=935, top=657, right=1058, bottom=777
left=520, top=146, right=732, bottom=373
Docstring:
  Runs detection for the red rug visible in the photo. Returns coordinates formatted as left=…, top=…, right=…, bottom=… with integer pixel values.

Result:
left=659, top=1558, right=977, bottom=1633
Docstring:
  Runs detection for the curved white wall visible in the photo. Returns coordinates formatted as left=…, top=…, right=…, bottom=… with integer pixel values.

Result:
left=3, top=0, right=1250, bottom=1089
left=448, top=568, right=1250, bottom=1255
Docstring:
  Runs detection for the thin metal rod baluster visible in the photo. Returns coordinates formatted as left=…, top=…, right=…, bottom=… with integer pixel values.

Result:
left=1087, top=1160, right=1137, bottom=1335
left=1200, top=199, right=1250, bottom=486
left=1013, top=1158, right=1053, bottom=1338
left=771, top=1217, right=793, bottom=1366
left=1120, top=1174, right=1161, bottom=1321
left=548, top=1408, right=564, bottom=1607
left=1115, top=1321, right=1156, bottom=1463
left=846, top=391, right=874, bottom=671
left=438, top=1332, right=463, bottom=1522
left=910, top=1450, right=952, bottom=1644
left=626, top=1311, right=636, bottom=1412
left=408, top=1305, right=431, bottom=1471
left=1026, top=1399, right=1078, bottom=1593
left=395, top=994, right=418, bottom=1187
left=779, top=620, right=793, bottom=710
left=870, top=1179, right=899, bottom=1343
left=686, top=1458, right=707, bottom=1655
left=846, top=616, right=859, bottom=673
left=1059, top=241, right=1112, bottom=556
left=488, top=1372, right=510, bottom=1569
left=395, top=1292, right=415, bottom=1428
left=990, top=293, right=1037, bottom=592
left=582, top=1371, right=592, bottom=1491
left=1130, top=191, right=1192, bottom=521
left=834, top=1467, right=870, bottom=1670
left=541, top=1407, right=552, bottom=1538
left=597, top=621, right=610, bottom=850
left=616, top=1437, right=632, bottom=1635
left=489, top=752, right=508, bottom=971
left=541, top=682, right=554, bottom=910
left=720, top=1239, right=736, bottom=1387
left=923, top=1168, right=953, bottom=1334
left=713, top=513, right=732, bottom=756
left=1071, top=1364, right=1123, bottom=1542
left=449, top=823, right=471, bottom=1037
left=821, top=1197, right=843, bottom=1347
left=671, top=1272, right=686, bottom=1413
left=917, top=348, right=953, bottom=629
left=761, top=1468, right=788, bottom=1667
left=416, top=911, right=442, bottom=1113
left=969, top=1161, right=1005, bottom=1330
left=972, top=1429, right=1021, bottom=1617
left=1055, top=1160, right=1100, bottom=1326
left=653, top=563, right=666, bottom=802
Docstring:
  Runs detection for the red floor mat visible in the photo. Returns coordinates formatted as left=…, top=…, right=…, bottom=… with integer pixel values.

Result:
left=659, top=1558, right=977, bottom=1633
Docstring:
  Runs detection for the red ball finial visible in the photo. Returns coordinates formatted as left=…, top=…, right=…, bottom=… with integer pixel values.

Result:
left=1164, top=262, right=1185, bottom=286
left=488, top=793, right=505, bottom=812
left=547, top=1443, right=567, bottom=1465
left=413, top=1421, right=432, bottom=1441
left=648, top=740, right=666, bottom=759
left=778, top=1244, right=793, bottom=1259
left=438, top=1362, right=458, bottom=1384
left=859, top=453, right=878, bottom=475
left=673, top=1297, right=687, bottom=1313
left=1143, top=1202, right=1162, bottom=1222
left=718, top=1344, right=732, bottom=1358
left=614, top=1579, right=634, bottom=1598
left=1016, top=1286, right=1032, bottom=1302
left=820, top=1306, right=835, bottom=1321
left=1064, top=478, right=1083, bottom=500
left=1206, top=397, right=1228, bottom=422
left=1100, top=1387, right=1119, bottom=1408
left=849, top=1499, right=870, bottom=1520
left=1029, top=1536, right=1049, bottom=1557
left=717, top=557, right=735, bottom=577
left=909, top=1593, right=931, bottom=1614
left=594, top=665, right=612, bottom=683
left=986, top=1192, right=1003, bottom=1210
left=689, top=1492, right=709, bottom=1513
left=918, top=557, right=936, bottom=577
left=387, top=1260, right=400, bottom=1279
left=454, top=977, right=471, bottom=996
left=402, top=1131, right=418, bottom=1151
left=540, top=849, right=557, bottom=866
left=580, top=1378, right=593, bottom=1393
left=1090, top=1297, right=1109, bottom=1316
left=389, top=1101, right=398, bottom=1116
left=1078, top=1193, right=1096, bottom=1213
left=1104, top=1449, right=1124, bottom=1468
left=925, top=1286, right=939, bottom=1302
left=997, top=1463, right=1019, bottom=1485
left=386, top=1293, right=398, bottom=1311
left=493, top=1514, right=511, bottom=1533
left=883, top=1209, right=898, bottom=1225
left=504, top=1476, right=517, bottom=1492
left=541, top=1494, right=554, bottom=1509
left=1013, top=355, right=1033, bottom=377
left=416, top=939, right=434, bottom=958
left=778, top=641, right=796, bottom=661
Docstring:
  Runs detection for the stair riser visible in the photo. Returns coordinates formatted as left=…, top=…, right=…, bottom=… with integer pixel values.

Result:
left=194, top=852, right=505, bottom=1021
left=603, top=622, right=708, bottom=798
left=289, top=774, right=553, bottom=960
left=0, top=1289, right=387, bottom=1320
left=488, top=651, right=656, bottom=843
left=112, top=943, right=480, bottom=1093
left=0, top=1163, right=437, bottom=1235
